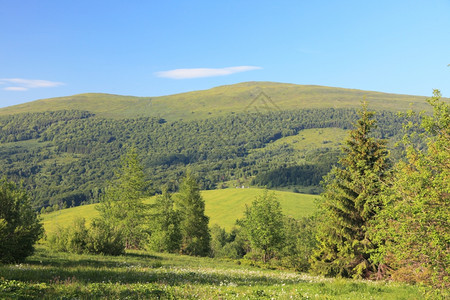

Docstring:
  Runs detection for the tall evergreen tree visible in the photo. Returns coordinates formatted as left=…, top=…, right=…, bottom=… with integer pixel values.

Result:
left=311, top=102, right=390, bottom=278
left=176, top=171, right=210, bottom=256
left=97, top=146, right=149, bottom=249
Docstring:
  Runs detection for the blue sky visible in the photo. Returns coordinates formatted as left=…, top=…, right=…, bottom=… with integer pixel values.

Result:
left=1, top=0, right=449, bottom=108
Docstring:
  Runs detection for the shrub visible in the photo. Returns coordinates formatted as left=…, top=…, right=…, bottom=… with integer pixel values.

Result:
left=0, top=178, right=43, bottom=263
left=48, top=218, right=125, bottom=256
left=86, top=218, right=125, bottom=256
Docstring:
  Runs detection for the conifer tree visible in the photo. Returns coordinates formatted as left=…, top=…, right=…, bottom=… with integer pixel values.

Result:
left=97, top=146, right=149, bottom=249
left=146, top=188, right=181, bottom=253
left=176, top=171, right=210, bottom=256
left=311, top=102, right=390, bottom=278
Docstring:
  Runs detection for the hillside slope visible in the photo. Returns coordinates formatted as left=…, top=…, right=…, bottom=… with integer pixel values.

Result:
left=0, top=82, right=431, bottom=120
left=42, top=188, right=318, bottom=234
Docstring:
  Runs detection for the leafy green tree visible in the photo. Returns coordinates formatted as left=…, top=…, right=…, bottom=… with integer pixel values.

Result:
left=0, top=178, right=43, bottom=263
left=146, top=189, right=181, bottom=253
left=311, top=102, right=390, bottom=278
left=240, top=190, right=285, bottom=263
left=176, top=172, right=210, bottom=256
left=369, top=91, right=449, bottom=292
left=96, top=146, right=149, bottom=249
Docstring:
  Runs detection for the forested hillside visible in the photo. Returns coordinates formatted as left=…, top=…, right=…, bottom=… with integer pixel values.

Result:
left=0, top=107, right=405, bottom=209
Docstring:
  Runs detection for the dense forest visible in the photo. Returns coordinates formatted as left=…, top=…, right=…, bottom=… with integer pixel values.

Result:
left=0, top=108, right=405, bottom=209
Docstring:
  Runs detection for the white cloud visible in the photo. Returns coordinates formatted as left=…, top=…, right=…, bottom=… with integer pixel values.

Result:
left=4, top=86, right=29, bottom=91
left=156, top=66, right=262, bottom=79
left=0, top=78, right=65, bottom=91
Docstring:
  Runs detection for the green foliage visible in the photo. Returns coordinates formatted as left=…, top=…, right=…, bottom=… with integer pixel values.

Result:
left=311, top=102, right=391, bottom=278
left=240, top=190, right=285, bottom=263
left=48, top=217, right=125, bottom=256
left=48, top=218, right=88, bottom=254
left=96, top=147, right=149, bottom=249
left=280, top=216, right=318, bottom=272
left=0, top=178, right=43, bottom=263
left=210, top=225, right=246, bottom=259
left=0, top=107, right=405, bottom=209
left=85, top=218, right=125, bottom=256
left=369, top=91, right=449, bottom=293
left=146, top=190, right=181, bottom=253
left=176, top=172, right=211, bottom=256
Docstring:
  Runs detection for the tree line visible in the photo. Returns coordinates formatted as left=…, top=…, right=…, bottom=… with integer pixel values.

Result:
left=1, top=94, right=447, bottom=296
left=0, top=108, right=406, bottom=210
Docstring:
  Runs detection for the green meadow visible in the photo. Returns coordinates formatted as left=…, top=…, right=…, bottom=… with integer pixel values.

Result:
left=0, top=81, right=432, bottom=120
left=0, top=245, right=424, bottom=299
left=42, top=188, right=319, bottom=234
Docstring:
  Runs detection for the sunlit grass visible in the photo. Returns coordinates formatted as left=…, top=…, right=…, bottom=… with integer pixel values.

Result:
left=0, top=82, right=431, bottom=120
left=0, top=245, right=425, bottom=299
left=41, top=188, right=318, bottom=234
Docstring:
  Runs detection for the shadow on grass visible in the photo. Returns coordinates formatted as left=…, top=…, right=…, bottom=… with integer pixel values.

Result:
left=0, top=249, right=308, bottom=287
left=0, top=264, right=307, bottom=287
left=22, top=248, right=163, bottom=269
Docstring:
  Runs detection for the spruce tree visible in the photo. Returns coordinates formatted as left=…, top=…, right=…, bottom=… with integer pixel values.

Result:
left=97, top=146, right=149, bottom=249
left=176, top=171, right=210, bottom=256
left=311, top=102, right=390, bottom=278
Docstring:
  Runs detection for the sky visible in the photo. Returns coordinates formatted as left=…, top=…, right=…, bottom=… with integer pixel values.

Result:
left=1, top=0, right=449, bottom=108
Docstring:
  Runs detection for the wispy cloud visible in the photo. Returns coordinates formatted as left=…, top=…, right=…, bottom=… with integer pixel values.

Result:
left=0, top=78, right=65, bottom=91
left=156, top=66, right=262, bottom=79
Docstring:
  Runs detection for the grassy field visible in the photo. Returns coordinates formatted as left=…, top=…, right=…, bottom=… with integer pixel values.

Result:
left=0, top=245, right=425, bottom=299
left=0, top=81, right=432, bottom=120
left=42, top=188, right=319, bottom=234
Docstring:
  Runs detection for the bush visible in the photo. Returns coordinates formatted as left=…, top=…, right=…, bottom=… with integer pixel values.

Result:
left=86, top=219, right=125, bottom=256
left=280, top=216, right=317, bottom=272
left=0, top=178, right=43, bottom=263
left=210, top=225, right=246, bottom=259
left=48, top=218, right=125, bottom=256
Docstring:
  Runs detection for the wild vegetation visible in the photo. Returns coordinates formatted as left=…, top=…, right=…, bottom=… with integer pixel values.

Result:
left=0, top=85, right=448, bottom=298
left=0, top=107, right=405, bottom=210
left=0, top=245, right=423, bottom=299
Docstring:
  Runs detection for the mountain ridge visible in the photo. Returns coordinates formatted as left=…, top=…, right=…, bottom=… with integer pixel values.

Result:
left=0, top=81, right=433, bottom=120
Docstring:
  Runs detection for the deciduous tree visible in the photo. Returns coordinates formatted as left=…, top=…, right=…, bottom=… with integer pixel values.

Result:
left=240, top=190, right=285, bottom=263
left=369, top=91, right=449, bottom=292
left=0, top=178, right=43, bottom=263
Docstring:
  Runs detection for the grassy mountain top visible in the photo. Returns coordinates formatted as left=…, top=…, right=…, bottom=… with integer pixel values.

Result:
left=0, top=82, right=431, bottom=120
left=41, top=188, right=318, bottom=234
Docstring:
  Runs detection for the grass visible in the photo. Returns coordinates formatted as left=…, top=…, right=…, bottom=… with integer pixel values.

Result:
left=250, top=127, right=347, bottom=163
left=0, top=81, right=433, bottom=120
left=0, top=245, right=426, bottom=299
left=41, top=188, right=319, bottom=234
